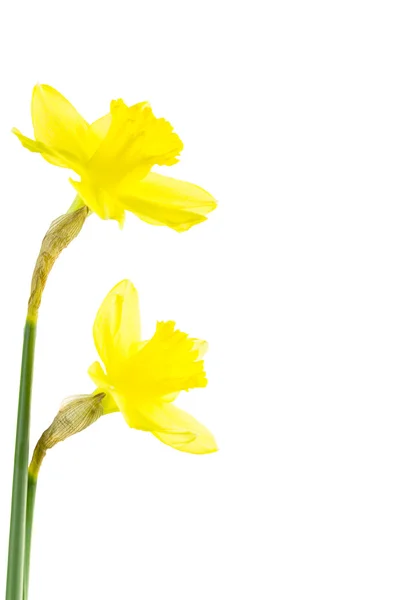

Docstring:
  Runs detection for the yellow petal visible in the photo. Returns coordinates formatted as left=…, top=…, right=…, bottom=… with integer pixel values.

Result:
left=87, top=363, right=119, bottom=414
left=160, top=392, right=180, bottom=403
left=153, top=428, right=218, bottom=454
left=90, top=358, right=217, bottom=453
left=88, top=360, right=109, bottom=388
left=86, top=112, right=113, bottom=157
left=192, top=339, right=209, bottom=359
left=150, top=403, right=218, bottom=455
left=117, top=172, right=217, bottom=232
left=12, top=128, right=86, bottom=172
left=88, top=361, right=119, bottom=415
left=69, top=178, right=125, bottom=226
left=31, top=84, right=91, bottom=167
left=93, top=280, right=141, bottom=373
left=127, top=401, right=217, bottom=454
left=89, top=112, right=112, bottom=142
left=101, top=392, right=120, bottom=415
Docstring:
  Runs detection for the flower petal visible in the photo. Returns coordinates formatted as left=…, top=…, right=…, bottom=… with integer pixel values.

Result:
left=89, top=112, right=112, bottom=142
left=93, top=280, right=141, bottom=373
left=117, top=172, right=217, bottom=232
left=86, top=113, right=113, bottom=157
left=131, top=401, right=217, bottom=454
left=12, top=128, right=81, bottom=169
left=192, top=339, right=209, bottom=359
left=151, top=404, right=217, bottom=454
left=94, top=364, right=217, bottom=453
left=153, top=427, right=218, bottom=454
left=69, top=178, right=125, bottom=226
left=31, top=84, right=91, bottom=167
left=88, top=360, right=109, bottom=388
left=88, top=362, right=119, bottom=414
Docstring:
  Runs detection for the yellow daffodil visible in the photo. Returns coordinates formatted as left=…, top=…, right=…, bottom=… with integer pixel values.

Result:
left=13, top=84, right=217, bottom=230
left=88, top=280, right=217, bottom=454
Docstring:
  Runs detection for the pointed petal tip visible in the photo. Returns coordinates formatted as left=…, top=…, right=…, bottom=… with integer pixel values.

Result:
left=111, top=279, right=136, bottom=295
left=33, top=82, right=54, bottom=94
left=117, top=212, right=126, bottom=230
left=197, top=431, right=219, bottom=454
left=32, top=83, right=52, bottom=101
left=203, top=441, right=219, bottom=454
left=153, top=429, right=219, bottom=454
left=193, top=339, right=209, bottom=359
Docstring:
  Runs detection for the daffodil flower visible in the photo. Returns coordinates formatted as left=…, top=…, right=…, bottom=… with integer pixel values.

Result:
left=88, top=280, right=217, bottom=454
left=13, top=84, right=217, bottom=229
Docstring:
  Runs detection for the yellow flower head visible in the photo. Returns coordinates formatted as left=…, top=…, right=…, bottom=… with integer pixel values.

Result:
left=88, top=280, right=217, bottom=454
left=13, top=84, right=217, bottom=230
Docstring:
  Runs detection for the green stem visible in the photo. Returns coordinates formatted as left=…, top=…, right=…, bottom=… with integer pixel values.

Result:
left=21, top=391, right=105, bottom=600
left=23, top=474, right=37, bottom=600
left=5, top=204, right=88, bottom=600
left=5, top=321, right=36, bottom=600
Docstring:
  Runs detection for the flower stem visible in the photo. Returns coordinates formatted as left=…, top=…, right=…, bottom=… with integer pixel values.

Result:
left=6, top=204, right=88, bottom=600
left=21, top=391, right=104, bottom=600
left=6, top=320, right=36, bottom=600
left=23, top=474, right=37, bottom=600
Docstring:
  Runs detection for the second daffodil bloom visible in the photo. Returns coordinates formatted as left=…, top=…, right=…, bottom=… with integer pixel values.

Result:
left=88, top=280, right=217, bottom=454
left=13, top=84, right=217, bottom=229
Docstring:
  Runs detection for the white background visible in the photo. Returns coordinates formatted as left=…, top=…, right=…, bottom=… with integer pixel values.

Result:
left=1, top=1, right=400, bottom=598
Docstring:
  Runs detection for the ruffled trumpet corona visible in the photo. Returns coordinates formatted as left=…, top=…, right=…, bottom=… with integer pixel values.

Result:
left=13, top=84, right=217, bottom=229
